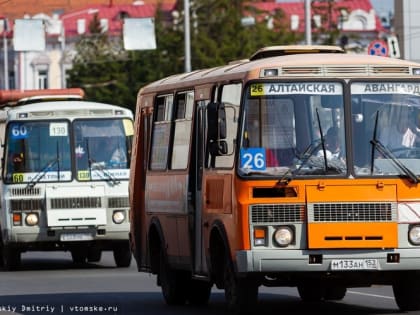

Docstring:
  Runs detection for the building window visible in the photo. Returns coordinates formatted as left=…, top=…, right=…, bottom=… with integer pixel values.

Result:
left=37, top=70, right=48, bottom=89
left=8, top=71, right=15, bottom=89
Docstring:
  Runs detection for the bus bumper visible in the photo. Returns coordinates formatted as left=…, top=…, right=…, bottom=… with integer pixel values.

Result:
left=3, top=226, right=129, bottom=249
left=236, top=249, right=420, bottom=273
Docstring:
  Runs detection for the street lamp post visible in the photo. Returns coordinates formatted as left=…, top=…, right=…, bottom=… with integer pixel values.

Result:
left=2, top=18, right=8, bottom=90
left=305, top=0, right=312, bottom=45
left=184, top=0, right=191, bottom=73
left=60, top=21, right=66, bottom=88
left=60, top=8, right=99, bottom=88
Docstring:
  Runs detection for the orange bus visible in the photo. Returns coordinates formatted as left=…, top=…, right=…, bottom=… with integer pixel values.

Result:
left=129, top=45, right=420, bottom=313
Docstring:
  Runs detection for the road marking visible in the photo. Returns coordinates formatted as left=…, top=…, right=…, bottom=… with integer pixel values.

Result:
left=348, top=290, right=394, bottom=300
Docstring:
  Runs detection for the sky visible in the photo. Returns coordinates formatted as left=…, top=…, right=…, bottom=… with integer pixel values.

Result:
left=370, top=0, right=394, bottom=17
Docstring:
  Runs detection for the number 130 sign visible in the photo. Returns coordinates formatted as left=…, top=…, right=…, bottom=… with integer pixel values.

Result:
left=240, top=148, right=266, bottom=170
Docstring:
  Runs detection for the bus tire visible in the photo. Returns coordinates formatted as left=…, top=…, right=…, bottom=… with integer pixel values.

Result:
left=224, top=261, right=258, bottom=314
left=71, top=248, right=87, bottom=264
left=2, top=247, right=21, bottom=271
left=297, top=284, right=324, bottom=302
left=324, top=286, right=347, bottom=300
left=393, top=272, right=420, bottom=311
left=159, top=249, right=187, bottom=305
left=87, top=247, right=102, bottom=263
left=187, top=280, right=212, bottom=305
left=113, top=244, right=132, bottom=267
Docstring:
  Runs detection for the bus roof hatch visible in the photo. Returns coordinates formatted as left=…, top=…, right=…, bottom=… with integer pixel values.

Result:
left=0, top=88, right=85, bottom=107
left=250, top=45, right=345, bottom=61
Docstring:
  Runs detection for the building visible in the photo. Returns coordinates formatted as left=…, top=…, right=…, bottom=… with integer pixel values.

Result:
left=0, top=0, right=386, bottom=91
left=394, top=0, right=420, bottom=62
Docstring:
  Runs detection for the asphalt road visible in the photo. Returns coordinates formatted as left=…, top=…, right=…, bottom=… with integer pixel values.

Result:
left=0, top=251, right=415, bottom=315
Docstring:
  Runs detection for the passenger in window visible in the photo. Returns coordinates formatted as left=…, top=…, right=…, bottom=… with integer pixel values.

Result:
left=92, top=137, right=127, bottom=169
left=11, top=153, right=25, bottom=172
left=379, top=110, right=416, bottom=150
left=265, top=149, right=279, bottom=167
left=317, top=126, right=342, bottom=160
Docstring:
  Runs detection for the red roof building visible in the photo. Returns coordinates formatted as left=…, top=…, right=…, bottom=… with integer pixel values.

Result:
left=0, top=0, right=177, bottom=19
left=61, top=2, right=176, bottom=37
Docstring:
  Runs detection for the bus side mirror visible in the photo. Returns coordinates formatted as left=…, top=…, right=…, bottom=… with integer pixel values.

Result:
left=207, top=102, right=228, bottom=156
left=207, top=102, right=219, bottom=142
left=218, top=103, right=227, bottom=140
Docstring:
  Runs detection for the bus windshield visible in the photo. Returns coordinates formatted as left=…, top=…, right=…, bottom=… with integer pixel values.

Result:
left=352, top=81, right=420, bottom=177
left=4, top=120, right=72, bottom=184
left=73, top=118, right=132, bottom=181
left=239, top=81, right=346, bottom=177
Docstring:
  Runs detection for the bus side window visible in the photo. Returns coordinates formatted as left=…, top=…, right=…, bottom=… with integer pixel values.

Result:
left=150, top=94, right=173, bottom=170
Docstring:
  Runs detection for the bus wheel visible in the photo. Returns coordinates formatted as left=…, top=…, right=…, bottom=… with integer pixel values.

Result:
left=159, top=250, right=187, bottom=305
left=113, top=245, right=132, bottom=267
left=2, top=247, right=21, bottom=271
left=71, top=248, right=87, bottom=264
left=187, top=280, right=212, bottom=305
left=224, top=261, right=258, bottom=314
left=297, top=284, right=324, bottom=302
left=393, top=272, right=420, bottom=311
left=324, top=286, right=347, bottom=300
left=87, top=247, right=102, bottom=263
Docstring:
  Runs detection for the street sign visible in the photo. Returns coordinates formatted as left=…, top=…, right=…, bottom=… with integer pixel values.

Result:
left=387, top=36, right=401, bottom=58
left=368, top=40, right=388, bottom=57
left=13, top=19, right=45, bottom=51
left=123, top=18, right=156, bottom=51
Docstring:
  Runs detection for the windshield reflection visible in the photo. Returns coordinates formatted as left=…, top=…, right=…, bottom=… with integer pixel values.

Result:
left=4, top=121, right=71, bottom=184
left=239, top=81, right=347, bottom=178
left=351, top=82, right=420, bottom=177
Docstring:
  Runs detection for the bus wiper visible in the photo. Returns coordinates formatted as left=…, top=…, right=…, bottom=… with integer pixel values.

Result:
left=89, top=159, right=120, bottom=186
left=275, top=140, right=322, bottom=186
left=370, top=111, right=419, bottom=184
left=315, top=108, right=329, bottom=172
left=55, top=142, right=61, bottom=182
left=26, top=158, right=59, bottom=189
left=85, top=139, right=120, bottom=185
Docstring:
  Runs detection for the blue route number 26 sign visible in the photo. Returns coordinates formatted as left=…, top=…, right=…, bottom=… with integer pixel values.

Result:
left=240, top=148, right=266, bottom=170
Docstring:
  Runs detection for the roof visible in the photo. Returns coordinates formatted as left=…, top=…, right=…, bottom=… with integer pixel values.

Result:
left=250, top=45, right=345, bottom=60
left=250, top=0, right=384, bottom=34
left=4, top=101, right=133, bottom=120
left=142, top=51, right=420, bottom=93
left=61, top=3, right=176, bottom=37
left=0, top=0, right=176, bottom=19
left=0, top=88, right=85, bottom=106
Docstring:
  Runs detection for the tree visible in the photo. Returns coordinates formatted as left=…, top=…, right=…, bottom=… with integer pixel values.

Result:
left=311, top=0, right=352, bottom=46
left=190, top=0, right=301, bottom=68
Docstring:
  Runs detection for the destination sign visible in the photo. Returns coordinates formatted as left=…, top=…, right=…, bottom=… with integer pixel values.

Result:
left=250, top=82, right=343, bottom=96
left=352, top=82, right=420, bottom=95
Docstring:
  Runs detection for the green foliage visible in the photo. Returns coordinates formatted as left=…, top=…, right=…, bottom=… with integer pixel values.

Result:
left=311, top=0, right=350, bottom=46
left=67, top=1, right=302, bottom=113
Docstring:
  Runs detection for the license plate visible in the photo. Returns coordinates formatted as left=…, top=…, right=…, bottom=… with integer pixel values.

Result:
left=60, top=233, right=93, bottom=242
left=331, top=259, right=379, bottom=270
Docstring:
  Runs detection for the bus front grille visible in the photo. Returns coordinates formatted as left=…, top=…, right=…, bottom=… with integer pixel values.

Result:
left=309, top=202, right=396, bottom=222
left=11, top=199, right=44, bottom=211
left=51, top=197, right=102, bottom=209
left=9, top=187, right=41, bottom=196
left=108, top=197, right=129, bottom=208
left=250, top=204, right=304, bottom=223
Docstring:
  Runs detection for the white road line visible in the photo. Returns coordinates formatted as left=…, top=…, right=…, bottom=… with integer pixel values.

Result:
left=348, top=290, right=394, bottom=300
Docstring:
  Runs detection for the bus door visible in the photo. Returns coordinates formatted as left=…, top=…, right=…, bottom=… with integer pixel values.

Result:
left=200, top=83, right=241, bottom=272
left=190, top=101, right=208, bottom=275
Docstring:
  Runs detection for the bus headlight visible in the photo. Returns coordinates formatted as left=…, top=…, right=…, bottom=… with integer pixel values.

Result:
left=409, top=225, right=420, bottom=245
left=273, top=226, right=293, bottom=247
left=25, top=213, right=39, bottom=226
left=112, top=210, right=125, bottom=224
